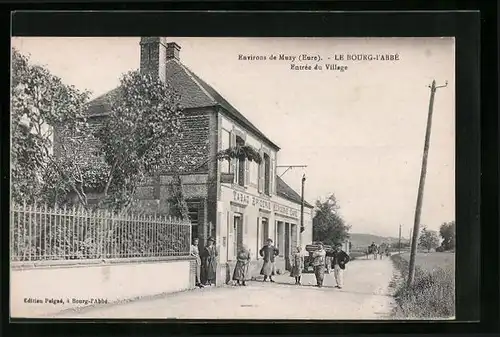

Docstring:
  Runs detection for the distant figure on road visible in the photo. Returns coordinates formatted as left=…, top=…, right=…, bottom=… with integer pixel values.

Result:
left=378, top=243, right=387, bottom=260
left=190, top=238, right=204, bottom=288
left=330, top=243, right=350, bottom=289
left=312, top=242, right=326, bottom=287
left=289, top=246, right=304, bottom=285
left=232, top=245, right=251, bottom=286
left=368, top=242, right=378, bottom=260
left=259, top=238, right=279, bottom=282
left=202, top=237, right=218, bottom=286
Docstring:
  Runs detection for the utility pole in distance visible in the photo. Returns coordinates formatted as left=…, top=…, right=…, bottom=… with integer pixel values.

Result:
left=398, top=224, right=402, bottom=255
left=407, top=79, right=448, bottom=287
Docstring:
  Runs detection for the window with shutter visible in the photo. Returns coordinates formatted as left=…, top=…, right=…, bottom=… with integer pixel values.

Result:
left=227, top=211, right=234, bottom=261
left=235, top=136, right=245, bottom=187
left=230, top=131, right=237, bottom=183
left=220, top=129, right=231, bottom=173
left=258, top=149, right=264, bottom=193
left=244, top=159, right=250, bottom=186
left=263, top=153, right=271, bottom=195
left=256, top=217, right=260, bottom=259
left=243, top=215, right=248, bottom=248
left=270, top=157, right=275, bottom=195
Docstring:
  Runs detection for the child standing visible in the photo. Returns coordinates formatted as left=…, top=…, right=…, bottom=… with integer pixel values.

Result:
left=290, top=246, right=304, bottom=285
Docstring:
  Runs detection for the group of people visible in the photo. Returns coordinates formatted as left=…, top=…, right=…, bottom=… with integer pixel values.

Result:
left=191, top=237, right=350, bottom=289
left=293, top=242, right=350, bottom=288
left=232, top=238, right=280, bottom=286
left=367, top=242, right=391, bottom=260
left=190, top=237, right=218, bottom=288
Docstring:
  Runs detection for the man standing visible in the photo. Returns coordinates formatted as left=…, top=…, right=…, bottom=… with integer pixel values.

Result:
left=311, top=242, right=326, bottom=287
left=331, top=243, right=350, bottom=289
left=259, top=238, right=279, bottom=282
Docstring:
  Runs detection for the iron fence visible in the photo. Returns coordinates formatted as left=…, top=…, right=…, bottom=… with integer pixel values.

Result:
left=10, top=202, right=192, bottom=262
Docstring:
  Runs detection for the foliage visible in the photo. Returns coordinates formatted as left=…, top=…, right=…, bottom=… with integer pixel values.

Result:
left=169, top=174, right=190, bottom=221
left=390, top=254, right=455, bottom=319
left=216, top=145, right=262, bottom=164
left=10, top=48, right=103, bottom=207
left=439, top=221, right=455, bottom=251
left=312, top=194, right=351, bottom=247
left=418, top=226, right=440, bottom=252
left=95, top=70, right=199, bottom=211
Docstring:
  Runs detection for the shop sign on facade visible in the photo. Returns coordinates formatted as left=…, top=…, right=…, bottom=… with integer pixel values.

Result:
left=232, top=189, right=299, bottom=218
left=273, top=203, right=299, bottom=219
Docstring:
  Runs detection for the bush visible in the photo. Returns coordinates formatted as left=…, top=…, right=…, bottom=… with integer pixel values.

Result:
left=390, top=254, right=455, bottom=319
left=435, top=246, right=445, bottom=252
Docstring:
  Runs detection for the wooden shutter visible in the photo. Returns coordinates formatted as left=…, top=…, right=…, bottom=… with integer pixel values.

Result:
left=227, top=212, right=234, bottom=261
left=244, top=159, right=250, bottom=186
left=243, top=215, right=248, bottom=249
left=270, top=156, right=275, bottom=195
left=230, top=131, right=237, bottom=183
left=256, top=217, right=260, bottom=259
left=258, top=149, right=264, bottom=193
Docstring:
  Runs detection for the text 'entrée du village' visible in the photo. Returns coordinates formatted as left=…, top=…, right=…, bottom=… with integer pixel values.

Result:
left=237, top=53, right=401, bottom=72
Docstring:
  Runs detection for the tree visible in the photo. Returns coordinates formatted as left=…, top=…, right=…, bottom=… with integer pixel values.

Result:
left=418, top=226, right=440, bottom=252
left=95, top=70, right=206, bottom=212
left=439, top=221, right=456, bottom=251
left=10, top=48, right=99, bottom=206
left=312, top=194, right=351, bottom=246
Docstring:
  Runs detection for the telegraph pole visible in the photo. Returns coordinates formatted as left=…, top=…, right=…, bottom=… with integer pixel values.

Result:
left=300, top=174, right=306, bottom=235
left=398, top=224, right=402, bottom=255
left=407, top=79, right=448, bottom=287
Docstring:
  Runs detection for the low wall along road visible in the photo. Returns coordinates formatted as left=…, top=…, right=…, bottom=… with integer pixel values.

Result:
left=11, top=257, right=195, bottom=318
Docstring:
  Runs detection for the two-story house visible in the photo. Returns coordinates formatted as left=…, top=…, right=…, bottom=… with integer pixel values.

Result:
left=69, top=37, right=314, bottom=285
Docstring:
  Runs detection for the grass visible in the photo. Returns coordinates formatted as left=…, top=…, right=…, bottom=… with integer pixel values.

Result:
left=398, top=251, right=455, bottom=274
left=390, top=252, right=455, bottom=320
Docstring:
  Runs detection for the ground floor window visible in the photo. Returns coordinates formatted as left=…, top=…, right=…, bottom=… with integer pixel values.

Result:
left=187, top=200, right=200, bottom=242
left=233, top=214, right=243, bottom=258
left=260, top=218, right=269, bottom=247
left=277, top=221, right=284, bottom=257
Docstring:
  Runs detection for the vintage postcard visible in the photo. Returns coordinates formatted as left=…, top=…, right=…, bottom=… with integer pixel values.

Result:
left=10, top=36, right=455, bottom=320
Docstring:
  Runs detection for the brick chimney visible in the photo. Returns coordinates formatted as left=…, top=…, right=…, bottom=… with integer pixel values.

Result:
left=140, top=37, right=167, bottom=82
left=166, top=42, right=181, bottom=61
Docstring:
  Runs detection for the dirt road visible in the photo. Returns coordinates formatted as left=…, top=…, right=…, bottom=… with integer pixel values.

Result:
left=53, top=256, right=397, bottom=320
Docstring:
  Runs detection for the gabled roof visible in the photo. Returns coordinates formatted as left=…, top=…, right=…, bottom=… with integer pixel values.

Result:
left=276, top=175, right=313, bottom=209
left=87, top=59, right=280, bottom=150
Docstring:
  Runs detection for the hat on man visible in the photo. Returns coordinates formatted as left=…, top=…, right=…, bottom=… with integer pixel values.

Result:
left=207, top=237, right=215, bottom=243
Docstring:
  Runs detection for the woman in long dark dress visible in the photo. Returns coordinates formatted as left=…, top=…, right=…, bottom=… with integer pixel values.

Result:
left=232, top=245, right=251, bottom=286
left=202, top=237, right=218, bottom=286
left=259, top=238, right=279, bottom=282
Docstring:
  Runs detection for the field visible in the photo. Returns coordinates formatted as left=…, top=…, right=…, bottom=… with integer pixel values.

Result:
left=390, top=252, right=455, bottom=319
left=398, top=251, right=455, bottom=274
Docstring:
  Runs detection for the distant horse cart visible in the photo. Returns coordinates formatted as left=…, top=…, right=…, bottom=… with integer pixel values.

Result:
left=367, top=244, right=379, bottom=260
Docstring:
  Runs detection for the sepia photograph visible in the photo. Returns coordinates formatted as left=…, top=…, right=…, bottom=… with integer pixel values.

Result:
left=10, top=36, right=455, bottom=320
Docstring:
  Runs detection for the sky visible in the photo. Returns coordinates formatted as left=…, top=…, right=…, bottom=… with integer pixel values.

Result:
left=11, top=37, right=455, bottom=238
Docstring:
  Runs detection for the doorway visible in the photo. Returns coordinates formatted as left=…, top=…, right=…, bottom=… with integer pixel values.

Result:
left=234, top=214, right=243, bottom=256
left=285, top=223, right=290, bottom=270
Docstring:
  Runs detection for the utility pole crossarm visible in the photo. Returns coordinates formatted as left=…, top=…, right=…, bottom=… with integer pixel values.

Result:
left=277, top=165, right=308, bottom=178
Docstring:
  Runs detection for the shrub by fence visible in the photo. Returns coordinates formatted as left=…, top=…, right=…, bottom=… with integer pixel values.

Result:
left=10, top=202, right=192, bottom=262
